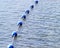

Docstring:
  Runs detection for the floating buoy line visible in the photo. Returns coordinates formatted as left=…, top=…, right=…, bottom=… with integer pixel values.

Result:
left=7, top=0, right=38, bottom=48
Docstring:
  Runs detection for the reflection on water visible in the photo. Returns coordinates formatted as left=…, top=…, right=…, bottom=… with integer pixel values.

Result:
left=0, top=0, right=60, bottom=48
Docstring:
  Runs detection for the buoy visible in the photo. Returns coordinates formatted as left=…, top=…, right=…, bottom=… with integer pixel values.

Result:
left=35, top=0, right=38, bottom=4
left=22, top=15, right=26, bottom=20
left=25, top=10, right=30, bottom=14
left=30, top=5, right=34, bottom=9
left=12, top=31, right=17, bottom=37
left=17, top=21, right=23, bottom=26
left=8, top=44, right=14, bottom=48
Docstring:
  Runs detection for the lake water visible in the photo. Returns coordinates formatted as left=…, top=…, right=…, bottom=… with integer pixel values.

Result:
left=0, top=0, right=60, bottom=48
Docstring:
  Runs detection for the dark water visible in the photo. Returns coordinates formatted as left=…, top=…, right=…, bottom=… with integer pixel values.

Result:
left=0, top=0, right=60, bottom=48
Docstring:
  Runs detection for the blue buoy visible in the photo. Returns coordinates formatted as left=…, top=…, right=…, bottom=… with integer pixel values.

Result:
left=12, top=31, right=17, bottom=37
left=17, top=21, right=23, bottom=26
left=22, top=15, right=26, bottom=20
left=30, top=5, right=34, bottom=9
left=25, top=10, right=30, bottom=14
left=35, top=0, right=38, bottom=4
left=8, top=44, right=14, bottom=48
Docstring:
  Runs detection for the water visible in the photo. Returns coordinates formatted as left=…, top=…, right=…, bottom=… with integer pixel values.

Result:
left=0, top=0, right=60, bottom=48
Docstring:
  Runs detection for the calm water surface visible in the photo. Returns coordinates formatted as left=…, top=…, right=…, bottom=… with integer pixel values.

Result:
left=0, top=0, right=60, bottom=48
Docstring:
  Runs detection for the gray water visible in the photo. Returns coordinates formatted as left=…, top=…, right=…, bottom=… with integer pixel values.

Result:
left=0, top=0, right=60, bottom=48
